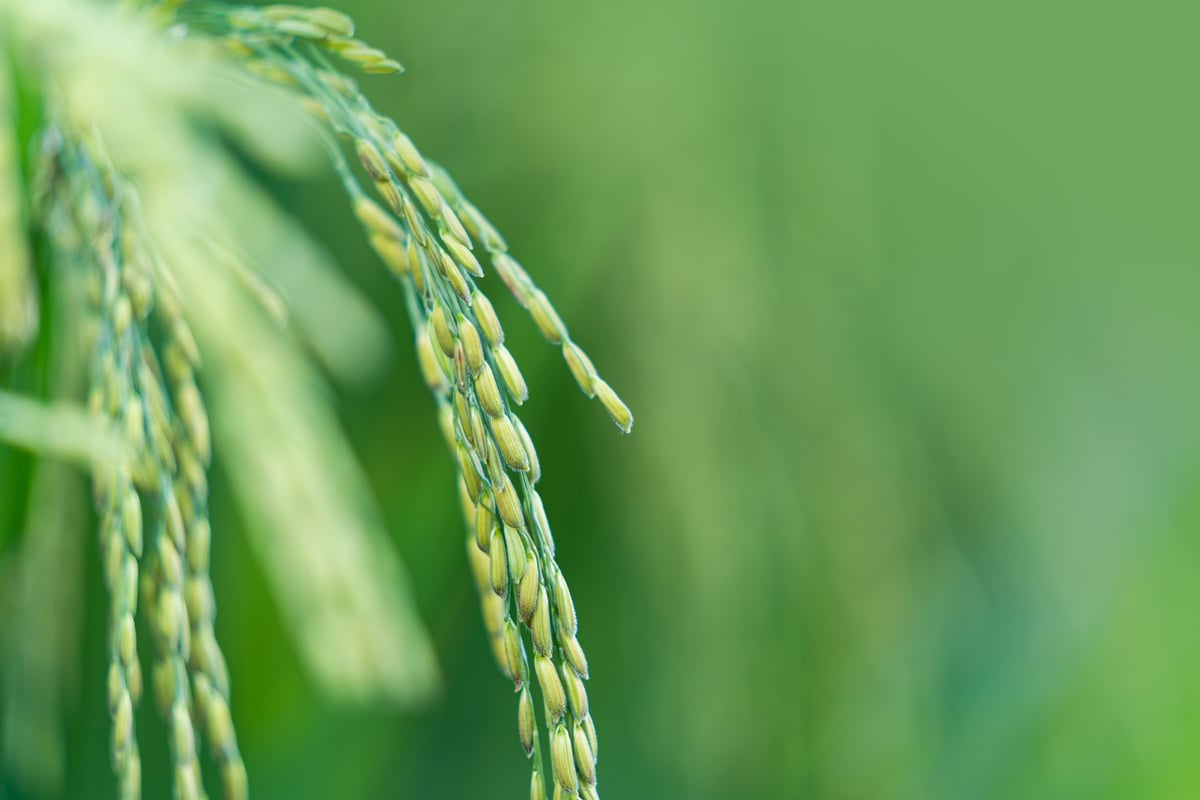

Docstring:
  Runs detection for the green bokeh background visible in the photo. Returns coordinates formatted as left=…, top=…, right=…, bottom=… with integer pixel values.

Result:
left=7, top=0, right=1200, bottom=797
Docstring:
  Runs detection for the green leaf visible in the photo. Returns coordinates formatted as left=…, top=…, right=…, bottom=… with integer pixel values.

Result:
left=0, top=389, right=125, bottom=467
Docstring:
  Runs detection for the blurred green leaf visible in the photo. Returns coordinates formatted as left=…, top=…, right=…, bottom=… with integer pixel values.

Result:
left=0, top=390, right=123, bottom=468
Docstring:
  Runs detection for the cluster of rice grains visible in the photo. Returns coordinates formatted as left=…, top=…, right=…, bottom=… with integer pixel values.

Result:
left=41, top=135, right=246, bottom=800
left=185, top=4, right=632, bottom=798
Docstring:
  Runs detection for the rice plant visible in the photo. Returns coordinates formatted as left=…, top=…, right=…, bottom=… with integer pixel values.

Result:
left=0, top=1, right=630, bottom=797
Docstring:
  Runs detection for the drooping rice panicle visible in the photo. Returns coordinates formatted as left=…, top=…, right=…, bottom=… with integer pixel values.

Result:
left=122, top=202, right=250, bottom=799
left=173, top=6, right=629, bottom=795
left=42, top=138, right=148, bottom=800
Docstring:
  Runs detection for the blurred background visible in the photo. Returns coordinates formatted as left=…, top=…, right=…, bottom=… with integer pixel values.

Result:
left=5, top=0, right=1200, bottom=797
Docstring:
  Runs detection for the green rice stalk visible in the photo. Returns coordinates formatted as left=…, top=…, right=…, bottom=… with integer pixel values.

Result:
left=0, top=48, right=38, bottom=352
